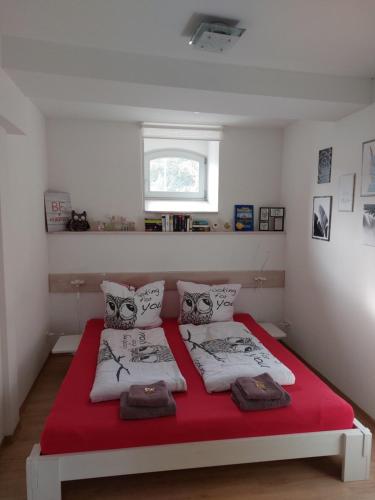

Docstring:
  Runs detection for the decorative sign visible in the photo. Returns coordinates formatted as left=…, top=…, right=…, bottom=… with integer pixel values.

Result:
left=44, top=191, right=71, bottom=232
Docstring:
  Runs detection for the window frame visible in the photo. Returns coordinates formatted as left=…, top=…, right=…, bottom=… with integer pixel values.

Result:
left=144, top=148, right=207, bottom=201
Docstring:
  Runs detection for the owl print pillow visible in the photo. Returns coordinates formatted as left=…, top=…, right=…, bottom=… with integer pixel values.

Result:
left=177, top=281, right=241, bottom=325
left=101, top=280, right=165, bottom=330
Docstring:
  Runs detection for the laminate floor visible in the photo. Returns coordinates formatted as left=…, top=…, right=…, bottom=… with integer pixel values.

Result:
left=0, top=354, right=374, bottom=500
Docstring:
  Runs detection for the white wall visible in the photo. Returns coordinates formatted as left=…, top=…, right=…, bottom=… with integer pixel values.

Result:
left=282, top=104, right=375, bottom=419
left=48, top=232, right=285, bottom=333
left=0, top=64, right=49, bottom=434
left=46, top=118, right=285, bottom=333
left=46, top=118, right=284, bottom=226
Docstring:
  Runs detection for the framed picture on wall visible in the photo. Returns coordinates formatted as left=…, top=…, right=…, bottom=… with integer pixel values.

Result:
left=361, top=139, right=375, bottom=196
left=338, top=173, right=355, bottom=212
left=318, top=147, right=332, bottom=184
left=363, top=204, right=375, bottom=246
left=312, top=196, right=332, bottom=241
left=258, top=207, right=285, bottom=231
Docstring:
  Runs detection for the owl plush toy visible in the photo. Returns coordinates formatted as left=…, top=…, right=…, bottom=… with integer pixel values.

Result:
left=67, top=210, right=90, bottom=231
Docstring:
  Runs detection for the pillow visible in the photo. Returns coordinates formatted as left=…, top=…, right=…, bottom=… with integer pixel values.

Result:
left=101, top=280, right=165, bottom=330
left=177, top=280, right=241, bottom=325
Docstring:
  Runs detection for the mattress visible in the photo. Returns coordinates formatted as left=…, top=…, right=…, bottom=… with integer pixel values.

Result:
left=41, top=314, right=354, bottom=455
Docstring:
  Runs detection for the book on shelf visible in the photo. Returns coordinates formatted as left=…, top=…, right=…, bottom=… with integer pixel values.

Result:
left=145, top=214, right=193, bottom=232
left=234, top=205, right=254, bottom=231
left=192, top=218, right=210, bottom=232
left=144, top=218, right=163, bottom=232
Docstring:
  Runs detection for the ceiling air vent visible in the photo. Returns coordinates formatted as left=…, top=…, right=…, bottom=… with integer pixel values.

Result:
left=188, top=16, right=246, bottom=53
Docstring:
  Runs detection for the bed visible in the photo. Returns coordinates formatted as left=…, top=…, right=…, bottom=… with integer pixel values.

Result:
left=27, top=314, right=372, bottom=499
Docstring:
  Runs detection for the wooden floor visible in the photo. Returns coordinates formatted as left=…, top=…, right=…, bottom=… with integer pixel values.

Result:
left=0, top=355, right=374, bottom=500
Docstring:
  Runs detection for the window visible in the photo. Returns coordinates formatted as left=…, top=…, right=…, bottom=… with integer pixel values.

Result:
left=144, top=149, right=207, bottom=201
left=142, top=124, right=222, bottom=213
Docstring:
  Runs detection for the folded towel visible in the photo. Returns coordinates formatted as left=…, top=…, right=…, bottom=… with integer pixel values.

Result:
left=235, top=373, right=284, bottom=401
left=127, top=380, right=170, bottom=407
left=120, top=392, right=176, bottom=420
left=231, top=383, right=291, bottom=411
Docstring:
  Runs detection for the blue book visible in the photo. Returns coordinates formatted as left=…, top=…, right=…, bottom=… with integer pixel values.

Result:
left=234, top=205, right=254, bottom=231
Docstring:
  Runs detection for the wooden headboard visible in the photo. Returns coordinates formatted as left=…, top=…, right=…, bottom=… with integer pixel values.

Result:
left=49, top=270, right=285, bottom=293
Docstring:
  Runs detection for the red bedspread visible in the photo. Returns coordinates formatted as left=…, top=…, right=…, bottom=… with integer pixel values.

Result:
left=41, top=314, right=354, bottom=455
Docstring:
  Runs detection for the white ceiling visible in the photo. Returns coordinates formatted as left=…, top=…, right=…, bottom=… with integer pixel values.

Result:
left=35, top=99, right=293, bottom=128
left=1, top=0, right=374, bottom=127
left=1, top=0, right=375, bottom=77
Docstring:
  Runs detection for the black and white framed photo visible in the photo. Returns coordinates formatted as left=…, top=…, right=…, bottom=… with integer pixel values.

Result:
left=274, top=217, right=284, bottom=231
left=259, top=207, right=269, bottom=221
left=363, top=204, right=375, bottom=246
left=270, top=207, right=284, bottom=217
left=312, top=196, right=332, bottom=241
left=338, top=173, right=355, bottom=212
left=258, top=207, right=285, bottom=231
left=361, top=140, right=375, bottom=196
left=318, top=147, right=332, bottom=184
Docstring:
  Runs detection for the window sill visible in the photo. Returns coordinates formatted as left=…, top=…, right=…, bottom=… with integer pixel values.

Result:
left=144, top=199, right=218, bottom=213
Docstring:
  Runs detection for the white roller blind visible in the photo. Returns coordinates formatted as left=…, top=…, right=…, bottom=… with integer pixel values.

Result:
left=141, top=122, right=223, bottom=141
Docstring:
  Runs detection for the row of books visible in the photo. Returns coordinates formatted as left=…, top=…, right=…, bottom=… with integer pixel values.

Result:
left=144, top=216, right=211, bottom=232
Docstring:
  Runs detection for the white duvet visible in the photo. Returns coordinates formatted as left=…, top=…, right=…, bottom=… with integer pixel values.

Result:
left=179, top=321, right=295, bottom=392
left=90, top=328, right=187, bottom=402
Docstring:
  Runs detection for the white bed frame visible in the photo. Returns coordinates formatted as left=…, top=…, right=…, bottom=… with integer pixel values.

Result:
left=27, top=418, right=371, bottom=499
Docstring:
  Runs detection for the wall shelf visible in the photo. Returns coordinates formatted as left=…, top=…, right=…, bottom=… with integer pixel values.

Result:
left=47, top=231, right=285, bottom=235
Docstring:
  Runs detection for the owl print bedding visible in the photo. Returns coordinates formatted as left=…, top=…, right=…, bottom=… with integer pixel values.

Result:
left=101, top=280, right=164, bottom=330
left=179, top=321, right=295, bottom=392
left=90, top=327, right=187, bottom=402
left=177, top=281, right=242, bottom=325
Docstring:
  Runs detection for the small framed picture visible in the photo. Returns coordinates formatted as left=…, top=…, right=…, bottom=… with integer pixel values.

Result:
left=260, top=207, right=269, bottom=221
left=318, top=147, right=332, bottom=184
left=270, top=207, right=284, bottom=217
left=312, top=196, right=332, bottom=241
left=274, top=217, right=284, bottom=231
left=361, top=140, right=375, bottom=196
left=338, top=173, right=355, bottom=212
left=259, top=207, right=285, bottom=232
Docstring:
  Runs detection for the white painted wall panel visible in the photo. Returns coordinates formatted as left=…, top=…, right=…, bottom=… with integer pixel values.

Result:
left=281, top=103, right=375, bottom=419
left=46, top=118, right=285, bottom=332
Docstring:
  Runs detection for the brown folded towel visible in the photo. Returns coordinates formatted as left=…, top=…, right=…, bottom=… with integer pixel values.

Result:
left=120, top=392, right=176, bottom=420
left=235, top=373, right=284, bottom=401
left=127, top=381, right=170, bottom=407
left=231, top=384, right=291, bottom=411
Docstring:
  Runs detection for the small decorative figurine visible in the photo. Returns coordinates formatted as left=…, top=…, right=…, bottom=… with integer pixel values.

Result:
left=66, top=210, right=90, bottom=231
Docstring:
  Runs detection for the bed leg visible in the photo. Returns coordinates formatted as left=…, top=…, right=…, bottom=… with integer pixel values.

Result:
left=27, top=445, right=61, bottom=500
left=342, top=422, right=372, bottom=482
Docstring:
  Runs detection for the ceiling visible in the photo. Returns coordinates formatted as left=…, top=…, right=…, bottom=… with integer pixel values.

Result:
left=1, top=0, right=375, bottom=126
left=1, top=0, right=375, bottom=77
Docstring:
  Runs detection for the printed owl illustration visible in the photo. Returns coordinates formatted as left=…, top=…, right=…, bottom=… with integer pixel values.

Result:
left=131, top=345, right=174, bottom=363
left=181, top=292, right=213, bottom=325
left=201, top=336, right=260, bottom=354
left=105, top=294, right=138, bottom=329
